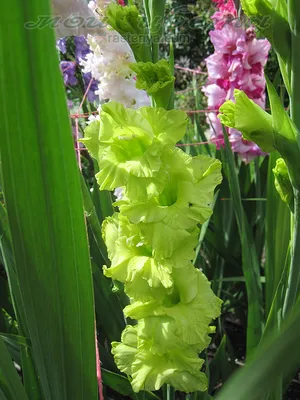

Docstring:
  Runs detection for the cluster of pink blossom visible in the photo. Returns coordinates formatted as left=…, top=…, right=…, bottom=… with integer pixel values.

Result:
left=203, top=0, right=271, bottom=162
left=211, top=0, right=237, bottom=29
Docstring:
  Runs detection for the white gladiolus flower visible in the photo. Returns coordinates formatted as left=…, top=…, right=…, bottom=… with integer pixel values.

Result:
left=73, top=0, right=148, bottom=199
left=88, top=1, right=98, bottom=12
left=53, top=0, right=149, bottom=110
left=81, top=33, right=150, bottom=108
left=51, top=0, right=105, bottom=38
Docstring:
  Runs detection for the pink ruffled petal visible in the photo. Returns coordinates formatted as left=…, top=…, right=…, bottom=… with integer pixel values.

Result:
left=203, top=84, right=227, bottom=109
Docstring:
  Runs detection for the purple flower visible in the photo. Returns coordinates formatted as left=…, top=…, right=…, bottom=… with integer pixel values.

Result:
left=74, top=36, right=90, bottom=62
left=60, top=61, right=78, bottom=86
left=83, top=72, right=98, bottom=102
left=56, top=38, right=67, bottom=54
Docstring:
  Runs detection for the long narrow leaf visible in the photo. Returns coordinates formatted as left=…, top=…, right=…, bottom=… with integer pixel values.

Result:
left=0, top=335, right=28, bottom=400
left=221, top=129, right=263, bottom=357
left=0, top=193, right=42, bottom=399
left=0, top=1, right=97, bottom=398
left=216, top=304, right=300, bottom=400
left=145, top=0, right=166, bottom=62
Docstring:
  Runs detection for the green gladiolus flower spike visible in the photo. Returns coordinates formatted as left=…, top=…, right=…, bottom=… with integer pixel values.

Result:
left=83, top=103, right=222, bottom=393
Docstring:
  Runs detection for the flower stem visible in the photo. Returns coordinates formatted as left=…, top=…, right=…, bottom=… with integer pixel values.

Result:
left=162, top=384, right=176, bottom=399
left=283, top=189, right=300, bottom=316
left=288, top=0, right=300, bottom=128
left=283, top=2, right=300, bottom=316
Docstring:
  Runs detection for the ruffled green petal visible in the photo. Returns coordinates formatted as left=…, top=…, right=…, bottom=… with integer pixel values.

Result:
left=140, top=222, right=198, bottom=267
left=80, top=121, right=100, bottom=159
left=139, top=222, right=195, bottom=259
left=172, top=264, right=199, bottom=303
left=105, top=252, right=173, bottom=292
left=192, top=153, right=223, bottom=181
left=125, top=144, right=163, bottom=178
left=112, top=325, right=207, bottom=393
left=99, top=104, right=161, bottom=178
left=166, top=369, right=207, bottom=394
left=102, top=214, right=174, bottom=292
left=125, top=278, right=170, bottom=302
left=131, top=348, right=207, bottom=393
left=162, top=147, right=194, bottom=178
left=120, top=199, right=167, bottom=225
left=100, top=102, right=153, bottom=142
left=139, top=107, right=188, bottom=147
left=95, top=148, right=130, bottom=191
left=120, top=152, right=222, bottom=229
left=85, top=103, right=188, bottom=194
left=129, top=257, right=173, bottom=288
left=111, top=325, right=138, bottom=375
left=125, top=174, right=167, bottom=202
left=101, top=214, right=119, bottom=260
left=125, top=268, right=222, bottom=352
left=173, top=155, right=222, bottom=226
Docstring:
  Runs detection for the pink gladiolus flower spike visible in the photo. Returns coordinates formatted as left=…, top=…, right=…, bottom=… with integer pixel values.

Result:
left=203, top=0, right=271, bottom=162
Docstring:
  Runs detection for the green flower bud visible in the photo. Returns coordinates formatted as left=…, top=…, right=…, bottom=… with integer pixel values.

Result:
left=105, top=3, right=152, bottom=62
left=219, top=90, right=275, bottom=153
left=273, top=158, right=294, bottom=212
left=130, top=60, right=175, bottom=109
